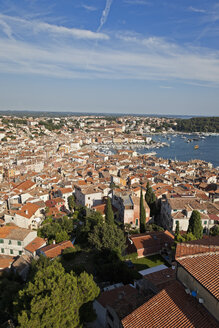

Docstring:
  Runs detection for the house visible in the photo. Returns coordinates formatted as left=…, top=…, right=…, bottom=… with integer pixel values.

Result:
left=11, top=254, right=32, bottom=280
left=38, top=240, right=74, bottom=259
left=0, top=225, right=37, bottom=256
left=160, top=196, right=213, bottom=232
left=127, top=231, right=174, bottom=258
left=93, top=284, right=153, bottom=328
left=24, top=236, right=47, bottom=257
left=112, top=193, right=150, bottom=228
left=175, top=236, right=219, bottom=321
left=45, top=198, right=65, bottom=211
left=4, top=202, right=42, bottom=229
left=74, top=185, right=102, bottom=208
left=121, top=280, right=218, bottom=328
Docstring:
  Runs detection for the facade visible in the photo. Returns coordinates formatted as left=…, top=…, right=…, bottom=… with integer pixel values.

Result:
left=0, top=225, right=37, bottom=256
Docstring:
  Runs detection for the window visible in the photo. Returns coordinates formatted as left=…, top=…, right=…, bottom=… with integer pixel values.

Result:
left=0, top=239, right=3, bottom=244
left=10, top=249, right=13, bottom=255
left=17, top=241, right=22, bottom=246
left=8, top=240, right=12, bottom=245
left=135, top=219, right=138, bottom=226
left=1, top=248, right=4, bottom=253
left=204, top=221, right=207, bottom=225
left=176, top=220, right=179, bottom=224
left=19, top=251, right=22, bottom=255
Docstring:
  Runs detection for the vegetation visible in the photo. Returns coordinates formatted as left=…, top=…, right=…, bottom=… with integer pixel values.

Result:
left=0, top=272, right=23, bottom=325
left=145, top=182, right=157, bottom=216
left=173, top=117, right=219, bottom=133
left=187, top=210, right=203, bottom=239
left=175, top=221, right=180, bottom=236
left=38, top=216, right=74, bottom=244
left=175, top=232, right=196, bottom=243
left=124, top=253, right=165, bottom=271
left=140, top=189, right=146, bottom=233
left=67, top=195, right=75, bottom=212
left=210, top=224, right=219, bottom=236
left=38, top=119, right=64, bottom=131
left=76, top=210, right=103, bottom=246
left=88, top=223, right=126, bottom=256
left=93, top=249, right=141, bottom=284
left=105, top=197, right=114, bottom=225
left=14, top=259, right=99, bottom=328
left=145, top=223, right=164, bottom=232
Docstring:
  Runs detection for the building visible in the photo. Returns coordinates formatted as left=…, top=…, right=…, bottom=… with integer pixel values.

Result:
left=127, top=231, right=174, bottom=258
left=0, top=225, right=37, bottom=256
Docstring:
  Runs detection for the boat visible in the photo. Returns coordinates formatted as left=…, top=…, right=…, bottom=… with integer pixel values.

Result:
left=194, top=145, right=199, bottom=149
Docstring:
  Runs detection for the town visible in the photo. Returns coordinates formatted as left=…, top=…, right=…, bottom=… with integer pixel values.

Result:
left=0, top=114, right=218, bottom=328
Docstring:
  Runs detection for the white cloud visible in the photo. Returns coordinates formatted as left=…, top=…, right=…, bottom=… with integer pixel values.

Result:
left=81, top=4, right=97, bottom=11
left=124, top=0, right=151, bottom=5
left=0, top=14, right=109, bottom=40
left=0, top=14, right=219, bottom=86
left=188, top=7, right=206, bottom=14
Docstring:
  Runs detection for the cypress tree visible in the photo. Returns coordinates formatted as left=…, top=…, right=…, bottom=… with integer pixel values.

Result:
left=140, top=189, right=146, bottom=233
left=175, top=221, right=180, bottom=235
left=187, top=210, right=203, bottom=239
left=105, top=197, right=114, bottom=225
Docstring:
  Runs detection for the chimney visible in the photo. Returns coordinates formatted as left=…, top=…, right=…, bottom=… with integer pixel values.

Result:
left=25, top=210, right=28, bottom=215
left=53, top=240, right=56, bottom=245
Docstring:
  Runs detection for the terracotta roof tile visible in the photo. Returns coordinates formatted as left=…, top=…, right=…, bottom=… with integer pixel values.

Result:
left=40, top=240, right=73, bottom=258
left=177, top=253, right=219, bottom=300
left=122, top=281, right=218, bottom=328
left=24, top=237, right=46, bottom=253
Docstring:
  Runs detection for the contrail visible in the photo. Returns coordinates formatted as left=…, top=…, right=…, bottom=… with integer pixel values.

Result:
left=97, top=0, right=113, bottom=32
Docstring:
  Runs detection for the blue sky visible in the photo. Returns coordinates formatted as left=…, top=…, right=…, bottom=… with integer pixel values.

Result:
left=0, top=0, right=219, bottom=115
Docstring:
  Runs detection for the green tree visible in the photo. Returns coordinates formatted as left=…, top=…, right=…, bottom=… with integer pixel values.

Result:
left=68, top=195, right=75, bottom=211
left=210, top=224, right=219, bottom=236
left=140, top=190, right=146, bottom=233
left=55, top=230, right=69, bottom=243
left=187, top=210, right=203, bottom=239
left=145, top=182, right=156, bottom=205
left=175, top=221, right=180, bottom=235
left=145, top=182, right=157, bottom=216
left=105, top=197, right=114, bottom=225
left=14, top=261, right=99, bottom=328
left=88, top=223, right=126, bottom=256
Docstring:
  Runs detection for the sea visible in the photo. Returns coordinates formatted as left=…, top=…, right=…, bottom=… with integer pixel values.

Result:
left=137, top=134, right=219, bottom=168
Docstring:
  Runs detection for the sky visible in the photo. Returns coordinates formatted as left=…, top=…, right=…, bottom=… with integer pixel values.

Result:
left=0, top=0, right=219, bottom=116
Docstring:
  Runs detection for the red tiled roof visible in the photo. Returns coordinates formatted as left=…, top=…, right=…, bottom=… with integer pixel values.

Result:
left=122, top=281, right=218, bottom=328
left=175, top=236, right=219, bottom=258
left=127, top=231, right=174, bottom=255
left=0, top=255, right=15, bottom=270
left=177, top=253, right=219, bottom=301
left=14, top=180, right=35, bottom=192
left=24, top=237, right=46, bottom=253
left=143, top=266, right=176, bottom=291
left=40, top=240, right=73, bottom=258
left=16, top=202, right=40, bottom=219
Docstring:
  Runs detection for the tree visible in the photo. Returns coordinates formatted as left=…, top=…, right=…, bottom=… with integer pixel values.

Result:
left=145, top=182, right=156, bottom=205
left=14, top=260, right=99, bottom=328
left=105, top=197, right=114, bottom=225
left=55, top=230, right=69, bottom=243
left=210, top=224, right=219, bottom=236
left=175, top=221, right=180, bottom=235
left=140, top=190, right=146, bottom=233
left=145, top=182, right=157, bottom=217
left=187, top=210, right=203, bottom=239
left=88, top=223, right=126, bottom=256
left=68, top=195, right=75, bottom=212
